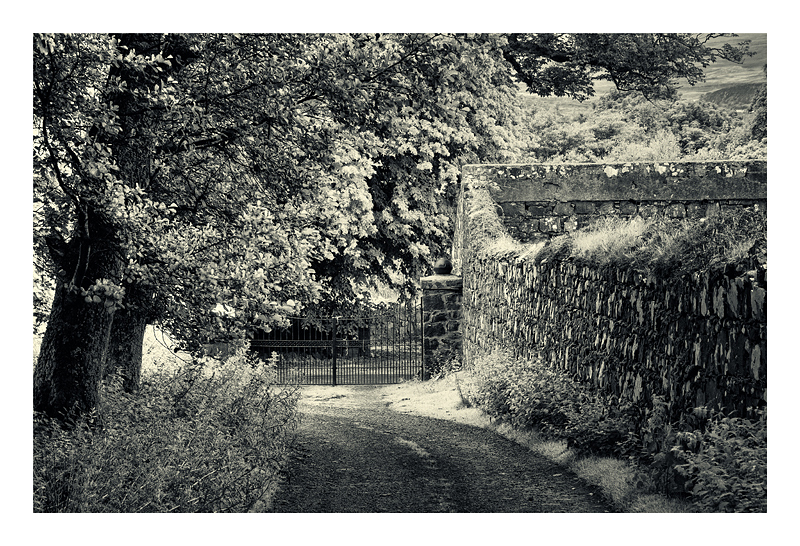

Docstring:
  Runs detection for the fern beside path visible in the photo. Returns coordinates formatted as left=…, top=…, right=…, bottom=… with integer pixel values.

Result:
left=271, top=385, right=614, bottom=513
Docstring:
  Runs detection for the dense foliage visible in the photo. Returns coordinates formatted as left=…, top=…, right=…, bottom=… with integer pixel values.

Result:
left=33, top=33, right=524, bottom=416
left=509, top=89, right=766, bottom=164
left=460, top=350, right=767, bottom=512
left=674, top=409, right=767, bottom=513
left=33, top=348, right=298, bottom=512
left=502, top=33, right=748, bottom=101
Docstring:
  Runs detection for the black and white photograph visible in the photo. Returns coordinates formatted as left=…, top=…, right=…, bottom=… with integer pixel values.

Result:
left=24, top=13, right=779, bottom=539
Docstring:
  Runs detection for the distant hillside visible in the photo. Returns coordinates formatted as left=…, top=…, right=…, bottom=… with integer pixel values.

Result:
left=701, top=83, right=765, bottom=110
left=680, top=33, right=767, bottom=101
left=522, top=33, right=767, bottom=116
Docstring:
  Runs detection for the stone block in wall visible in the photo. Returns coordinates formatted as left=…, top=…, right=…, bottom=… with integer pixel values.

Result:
left=750, top=342, right=766, bottom=382
left=751, top=286, right=766, bottom=321
left=553, top=202, right=575, bottom=215
left=540, top=217, right=562, bottom=233
left=729, top=330, right=746, bottom=375
left=726, top=278, right=747, bottom=319
left=425, top=321, right=447, bottom=337
left=598, top=201, right=616, bottom=214
left=526, top=204, right=552, bottom=217
left=705, top=202, right=721, bottom=217
left=619, top=201, right=638, bottom=215
left=667, top=203, right=687, bottom=218
left=422, top=294, right=445, bottom=311
left=574, top=201, right=596, bottom=214
left=687, top=202, right=705, bottom=218
left=693, top=275, right=710, bottom=316
left=639, top=204, right=659, bottom=218
left=500, top=202, right=527, bottom=217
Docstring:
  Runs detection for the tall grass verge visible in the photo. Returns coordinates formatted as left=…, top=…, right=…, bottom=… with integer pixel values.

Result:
left=534, top=209, right=765, bottom=277
left=33, top=347, right=299, bottom=513
left=458, top=349, right=766, bottom=513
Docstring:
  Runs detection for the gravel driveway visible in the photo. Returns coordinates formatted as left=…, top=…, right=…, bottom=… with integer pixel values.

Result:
left=270, top=384, right=615, bottom=513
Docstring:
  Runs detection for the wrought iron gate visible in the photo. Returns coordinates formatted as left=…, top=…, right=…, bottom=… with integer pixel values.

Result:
left=250, top=304, right=423, bottom=385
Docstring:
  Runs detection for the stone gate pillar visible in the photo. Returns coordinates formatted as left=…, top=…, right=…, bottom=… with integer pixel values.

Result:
left=421, top=274, right=463, bottom=377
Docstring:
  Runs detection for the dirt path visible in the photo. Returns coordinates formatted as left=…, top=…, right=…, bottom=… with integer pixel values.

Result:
left=270, top=385, right=615, bottom=513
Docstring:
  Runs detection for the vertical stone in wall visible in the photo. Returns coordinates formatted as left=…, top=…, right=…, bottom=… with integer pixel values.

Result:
left=421, top=274, right=463, bottom=377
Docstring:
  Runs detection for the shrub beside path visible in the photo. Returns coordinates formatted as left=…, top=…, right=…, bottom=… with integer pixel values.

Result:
left=270, top=382, right=614, bottom=513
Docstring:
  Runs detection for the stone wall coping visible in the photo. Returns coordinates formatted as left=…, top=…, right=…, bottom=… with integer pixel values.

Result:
left=421, top=275, right=463, bottom=290
left=462, top=161, right=767, bottom=203
left=462, top=160, right=766, bottom=173
left=455, top=161, right=766, bottom=252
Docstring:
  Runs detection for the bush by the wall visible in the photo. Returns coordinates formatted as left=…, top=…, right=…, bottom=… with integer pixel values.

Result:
left=673, top=409, right=767, bottom=513
left=460, top=349, right=767, bottom=512
left=461, top=349, right=638, bottom=458
left=33, top=351, right=299, bottom=513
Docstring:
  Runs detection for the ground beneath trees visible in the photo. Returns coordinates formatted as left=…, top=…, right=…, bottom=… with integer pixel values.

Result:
left=270, top=379, right=614, bottom=513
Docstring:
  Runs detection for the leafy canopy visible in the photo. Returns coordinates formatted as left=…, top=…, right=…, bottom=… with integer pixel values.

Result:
left=34, top=33, right=752, bottom=348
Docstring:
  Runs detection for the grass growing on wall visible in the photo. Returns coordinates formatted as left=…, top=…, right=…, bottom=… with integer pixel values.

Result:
left=466, top=184, right=766, bottom=278
left=466, top=186, right=525, bottom=258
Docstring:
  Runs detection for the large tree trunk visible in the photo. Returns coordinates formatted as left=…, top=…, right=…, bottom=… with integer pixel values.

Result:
left=34, top=204, right=122, bottom=420
left=104, top=286, right=151, bottom=393
left=34, top=280, right=114, bottom=419
left=34, top=34, right=189, bottom=420
left=92, top=35, right=159, bottom=396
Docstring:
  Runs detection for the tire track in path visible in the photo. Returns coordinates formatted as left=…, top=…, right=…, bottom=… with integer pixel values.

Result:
left=271, top=386, right=615, bottom=513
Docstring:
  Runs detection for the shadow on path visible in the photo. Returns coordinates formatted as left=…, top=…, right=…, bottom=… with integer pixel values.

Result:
left=271, top=387, right=615, bottom=513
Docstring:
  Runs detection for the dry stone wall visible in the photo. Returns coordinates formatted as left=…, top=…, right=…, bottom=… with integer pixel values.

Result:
left=457, top=161, right=767, bottom=419
left=463, top=257, right=766, bottom=417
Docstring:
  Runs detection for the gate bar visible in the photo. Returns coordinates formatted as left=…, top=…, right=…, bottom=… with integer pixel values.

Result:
left=332, top=317, right=338, bottom=386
